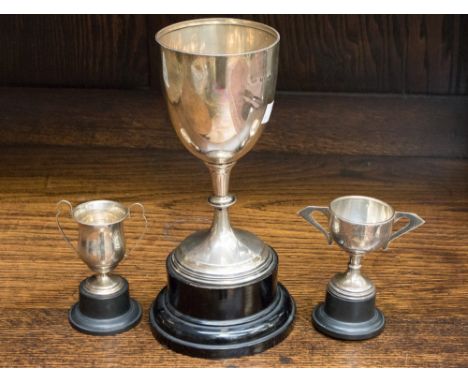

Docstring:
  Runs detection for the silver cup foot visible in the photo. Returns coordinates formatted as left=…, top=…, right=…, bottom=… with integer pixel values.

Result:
left=83, top=274, right=126, bottom=295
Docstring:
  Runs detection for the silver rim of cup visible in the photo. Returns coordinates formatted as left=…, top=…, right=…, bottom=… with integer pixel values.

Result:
left=330, top=195, right=395, bottom=226
left=155, top=17, right=280, bottom=57
left=71, top=200, right=129, bottom=226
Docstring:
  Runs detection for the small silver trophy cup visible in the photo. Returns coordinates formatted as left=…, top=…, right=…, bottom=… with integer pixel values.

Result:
left=57, top=200, right=147, bottom=335
left=150, top=18, right=295, bottom=358
left=299, top=195, right=425, bottom=340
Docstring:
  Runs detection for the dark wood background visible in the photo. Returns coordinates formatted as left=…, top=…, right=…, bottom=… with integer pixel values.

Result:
left=1, top=15, right=467, bottom=94
left=0, top=15, right=467, bottom=157
left=0, top=15, right=466, bottom=367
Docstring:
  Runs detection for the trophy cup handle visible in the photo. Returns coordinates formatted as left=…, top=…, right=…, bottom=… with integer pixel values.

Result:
left=298, top=206, right=333, bottom=245
left=126, top=203, right=148, bottom=258
left=384, top=211, right=425, bottom=250
left=56, top=199, right=79, bottom=255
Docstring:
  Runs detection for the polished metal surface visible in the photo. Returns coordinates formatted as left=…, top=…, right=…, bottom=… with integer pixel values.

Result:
left=57, top=200, right=147, bottom=295
left=156, top=18, right=280, bottom=285
left=157, top=18, right=279, bottom=165
left=169, top=226, right=276, bottom=286
left=328, top=255, right=375, bottom=300
left=299, top=195, right=425, bottom=300
left=299, top=196, right=425, bottom=254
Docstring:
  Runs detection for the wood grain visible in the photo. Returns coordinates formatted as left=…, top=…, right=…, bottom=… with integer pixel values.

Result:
left=405, top=15, right=464, bottom=94
left=0, top=15, right=149, bottom=88
left=0, top=146, right=466, bottom=367
left=1, top=15, right=466, bottom=94
left=148, top=15, right=468, bottom=94
left=0, top=88, right=466, bottom=157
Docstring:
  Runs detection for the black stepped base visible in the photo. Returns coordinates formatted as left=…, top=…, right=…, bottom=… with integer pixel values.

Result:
left=165, top=251, right=279, bottom=320
left=69, top=277, right=142, bottom=336
left=312, top=291, right=385, bottom=340
left=150, top=283, right=295, bottom=358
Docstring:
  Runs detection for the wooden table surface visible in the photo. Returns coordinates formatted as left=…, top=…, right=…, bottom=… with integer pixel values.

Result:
left=0, top=145, right=466, bottom=367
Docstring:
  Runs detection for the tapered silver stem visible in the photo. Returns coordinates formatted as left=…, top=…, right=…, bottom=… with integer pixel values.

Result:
left=348, top=254, right=363, bottom=272
left=210, top=207, right=234, bottom=236
left=84, top=273, right=125, bottom=295
left=206, top=162, right=237, bottom=208
left=168, top=158, right=273, bottom=283
left=205, top=162, right=237, bottom=239
left=328, top=252, right=375, bottom=300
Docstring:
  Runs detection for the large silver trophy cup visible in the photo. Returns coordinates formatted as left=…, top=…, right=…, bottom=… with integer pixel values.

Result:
left=150, top=18, right=295, bottom=358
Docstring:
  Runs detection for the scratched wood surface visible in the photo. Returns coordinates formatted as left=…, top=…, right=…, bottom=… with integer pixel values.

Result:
left=0, top=146, right=466, bottom=367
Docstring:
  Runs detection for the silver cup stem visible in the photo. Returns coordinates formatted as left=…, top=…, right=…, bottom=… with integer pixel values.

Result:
left=83, top=273, right=125, bottom=295
left=168, top=159, right=274, bottom=284
left=348, top=253, right=363, bottom=271
left=211, top=207, right=232, bottom=233
left=207, top=162, right=237, bottom=208
left=97, top=273, right=110, bottom=282
left=206, top=162, right=237, bottom=254
left=329, top=252, right=375, bottom=300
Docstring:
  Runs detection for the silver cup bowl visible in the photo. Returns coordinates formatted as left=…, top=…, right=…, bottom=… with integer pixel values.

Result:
left=299, top=195, right=425, bottom=254
left=72, top=200, right=128, bottom=273
left=157, top=18, right=279, bottom=165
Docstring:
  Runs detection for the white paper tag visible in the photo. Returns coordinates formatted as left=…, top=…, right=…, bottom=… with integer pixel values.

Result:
left=261, top=101, right=274, bottom=124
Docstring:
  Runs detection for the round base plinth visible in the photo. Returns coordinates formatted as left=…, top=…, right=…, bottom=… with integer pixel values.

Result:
left=312, top=302, right=385, bottom=340
left=69, top=277, right=142, bottom=336
left=150, top=283, right=295, bottom=358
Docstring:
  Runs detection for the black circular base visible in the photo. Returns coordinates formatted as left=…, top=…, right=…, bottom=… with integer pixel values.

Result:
left=150, top=283, right=295, bottom=358
left=69, top=278, right=142, bottom=336
left=312, top=302, right=385, bottom=340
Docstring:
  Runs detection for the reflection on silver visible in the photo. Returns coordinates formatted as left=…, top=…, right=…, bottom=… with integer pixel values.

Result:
left=56, top=200, right=147, bottom=295
left=299, top=195, right=425, bottom=300
left=156, top=18, right=280, bottom=286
